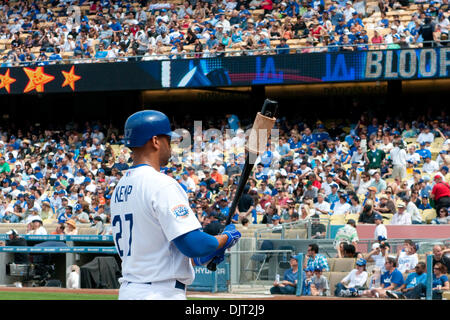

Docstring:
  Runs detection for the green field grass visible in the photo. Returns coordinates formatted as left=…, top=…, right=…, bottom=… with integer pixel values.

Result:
left=0, top=291, right=118, bottom=300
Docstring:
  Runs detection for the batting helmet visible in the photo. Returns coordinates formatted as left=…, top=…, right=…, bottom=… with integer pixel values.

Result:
left=124, top=110, right=178, bottom=148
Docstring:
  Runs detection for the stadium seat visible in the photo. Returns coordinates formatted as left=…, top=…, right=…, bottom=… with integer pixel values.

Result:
left=332, top=258, right=356, bottom=272
left=284, top=229, right=307, bottom=239
left=330, top=215, right=346, bottom=225
left=422, top=209, right=437, bottom=224
left=327, top=272, right=348, bottom=296
left=78, top=227, right=98, bottom=235
left=345, top=214, right=359, bottom=223
left=326, top=258, right=337, bottom=271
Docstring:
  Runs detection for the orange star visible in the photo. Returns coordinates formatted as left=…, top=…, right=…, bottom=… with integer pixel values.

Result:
left=23, top=67, right=55, bottom=93
left=61, top=65, right=82, bottom=91
left=0, top=69, right=16, bottom=94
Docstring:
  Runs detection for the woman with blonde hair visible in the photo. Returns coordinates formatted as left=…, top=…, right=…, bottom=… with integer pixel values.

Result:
left=299, top=204, right=311, bottom=221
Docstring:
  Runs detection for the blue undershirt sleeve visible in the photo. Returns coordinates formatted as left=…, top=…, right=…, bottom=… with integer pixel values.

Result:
left=173, top=229, right=219, bottom=258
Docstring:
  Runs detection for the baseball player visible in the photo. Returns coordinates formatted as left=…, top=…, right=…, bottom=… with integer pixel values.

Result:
left=111, top=110, right=241, bottom=300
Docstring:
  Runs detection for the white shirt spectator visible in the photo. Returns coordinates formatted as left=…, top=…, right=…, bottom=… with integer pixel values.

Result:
left=390, top=210, right=412, bottom=225
left=374, top=223, right=387, bottom=240
left=422, top=159, right=439, bottom=174
left=390, top=146, right=407, bottom=167
left=341, top=269, right=368, bottom=288
left=357, top=178, right=373, bottom=195
left=343, top=7, right=357, bottom=22
left=416, top=131, right=434, bottom=144
left=333, top=201, right=351, bottom=215
left=406, top=201, right=422, bottom=223
left=406, top=151, right=421, bottom=164
left=315, top=200, right=331, bottom=215
left=397, top=251, right=418, bottom=274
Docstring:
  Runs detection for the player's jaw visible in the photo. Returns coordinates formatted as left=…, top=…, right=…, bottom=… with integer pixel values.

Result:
left=158, top=135, right=172, bottom=167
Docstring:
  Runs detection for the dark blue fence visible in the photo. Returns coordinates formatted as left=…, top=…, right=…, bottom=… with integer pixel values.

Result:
left=0, top=48, right=448, bottom=95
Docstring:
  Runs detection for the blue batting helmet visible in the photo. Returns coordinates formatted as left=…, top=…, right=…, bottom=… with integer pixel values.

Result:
left=124, top=110, right=178, bottom=148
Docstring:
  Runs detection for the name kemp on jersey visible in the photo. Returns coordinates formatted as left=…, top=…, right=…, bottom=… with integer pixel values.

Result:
left=114, top=185, right=133, bottom=203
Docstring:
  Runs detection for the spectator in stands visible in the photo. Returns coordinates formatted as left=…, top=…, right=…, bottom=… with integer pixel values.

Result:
left=334, top=219, right=359, bottom=255
left=390, top=200, right=412, bottom=225
left=332, top=193, right=351, bottom=215
left=396, top=240, right=419, bottom=274
left=403, top=195, right=423, bottom=224
left=430, top=174, right=450, bottom=214
left=92, top=215, right=106, bottom=235
left=27, top=216, right=47, bottom=235
left=386, top=262, right=427, bottom=299
left=1, top=229, right=29, bottom=264
left=270, top=255, right=299, bottom=295
left=430, top=262, right=449, bottom=300
left=65, top=219, right=78, bottom=235
left=311, top=267, right=330, bottom=296
left=358, top=200, right=379, bottom=224
left=304, top=243, right=330, bottom=271
left=335, top=258, right=368, bottom=297
left=365, top=242, right=390, bottom=273
left=314, top=193, right=331, bottom=215
left=431, top=244, right=450, bottom=271
left=310, top=214, right=327, bottom=239
left=369, top=257, right=404, bottom=298
left=51, top=223, right=65, bottom=235
left=431, top=207, right=450, bottom=224
left=373, top=194, right=396, bottom=215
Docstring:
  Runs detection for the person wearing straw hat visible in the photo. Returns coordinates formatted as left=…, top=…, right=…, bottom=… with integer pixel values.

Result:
left=65, top=219, right=78, bottom=235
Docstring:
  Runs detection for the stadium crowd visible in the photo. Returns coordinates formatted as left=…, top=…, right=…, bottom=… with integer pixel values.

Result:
left=0, top=108, right=448, bottom=239
left=0, top=0, right=449, bottom=65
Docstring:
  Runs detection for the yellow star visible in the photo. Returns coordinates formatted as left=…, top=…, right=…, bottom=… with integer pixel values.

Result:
left=0, top=69, right=16, bottom=94
left=23, top=67, right=55, bottom=93
left=61, top=65, right=82, bottom=91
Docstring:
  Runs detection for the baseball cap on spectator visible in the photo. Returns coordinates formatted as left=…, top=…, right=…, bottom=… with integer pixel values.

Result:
left=434, top=173, right=444, bottom=180
left=356, top=258, right=366, bottom=266
left=6, top=229, right=18, bottom=236
left=368, top=186, right=377, bottom=192
left=374, top=213, right=383, bottom=221
left=442, top=166, right=449, bottom=173
left=372, top=243, right=380, bottom=250
left=272, top=215, right=280, bottom=221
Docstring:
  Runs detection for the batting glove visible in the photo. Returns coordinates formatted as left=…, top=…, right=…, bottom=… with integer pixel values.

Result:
left=222, top=225, right=241, bottom=250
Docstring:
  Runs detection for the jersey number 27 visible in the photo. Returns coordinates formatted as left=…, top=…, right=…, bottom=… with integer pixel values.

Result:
left=113, top=213, right=133, bottom=258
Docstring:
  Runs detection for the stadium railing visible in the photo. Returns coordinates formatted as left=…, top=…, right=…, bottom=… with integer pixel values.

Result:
left=1, top=40, right=448, bottom=67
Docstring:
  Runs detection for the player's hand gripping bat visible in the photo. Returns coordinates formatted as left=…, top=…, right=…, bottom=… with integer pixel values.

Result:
left=207, top=99, right=278, bottom=271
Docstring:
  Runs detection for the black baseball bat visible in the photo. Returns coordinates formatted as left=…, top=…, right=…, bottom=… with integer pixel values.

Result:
left=206, top=99, right=278, bottom=271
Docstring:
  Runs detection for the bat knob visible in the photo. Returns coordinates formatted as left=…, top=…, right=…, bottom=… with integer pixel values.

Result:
left=206, top=261, right=217, bottom=271
left=261, top=99, right=278, bottom=118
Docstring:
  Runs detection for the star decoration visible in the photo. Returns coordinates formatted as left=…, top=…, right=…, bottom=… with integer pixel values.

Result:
left=61, top=65, right=82, bottom=91
left=23, top=67, right=55, bottom=93
left=0, top=69, right=16, bottom=94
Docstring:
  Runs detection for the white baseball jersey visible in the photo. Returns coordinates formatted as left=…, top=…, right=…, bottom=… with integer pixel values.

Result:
left=110, top=164, right=202, bottom=286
